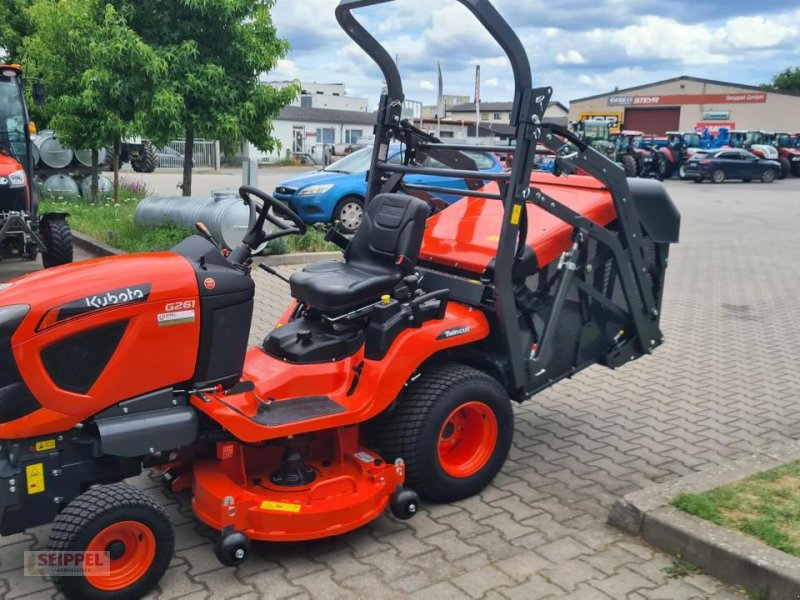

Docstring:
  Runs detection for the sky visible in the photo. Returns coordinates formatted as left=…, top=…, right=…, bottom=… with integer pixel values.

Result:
left=269, top=0, right=800, bottom=110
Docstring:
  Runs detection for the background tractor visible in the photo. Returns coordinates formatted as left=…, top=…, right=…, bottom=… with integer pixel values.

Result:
left=613, top=130, right=662, bottom=179
left=728, top=130, right=789, bottom=179
left=0, top=65, right=72, bottom=267
left=658, top=131, right=704, bottom=179
left=765, top=132, right=800, bottom=177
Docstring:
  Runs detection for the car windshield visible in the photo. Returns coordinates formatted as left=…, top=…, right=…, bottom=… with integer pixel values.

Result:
left=0, top=71, right=28, bottom=168
left=322, top=146, right=375, bottom=174
left=775, top=134, right=794, bottom=148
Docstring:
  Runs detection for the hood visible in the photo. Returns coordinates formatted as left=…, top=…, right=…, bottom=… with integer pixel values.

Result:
left=0, top=153, right=22, bottom=177
left=276, top=169, right=350, bottom=191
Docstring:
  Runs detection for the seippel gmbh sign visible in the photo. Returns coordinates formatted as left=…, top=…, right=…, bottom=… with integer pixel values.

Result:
left=608, top=93, right=767, bottom=107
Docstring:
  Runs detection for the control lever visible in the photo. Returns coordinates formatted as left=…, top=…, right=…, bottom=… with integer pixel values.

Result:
left=195, top=222, right=222, bottom=251
left=258, top=263, right=290, bottom=284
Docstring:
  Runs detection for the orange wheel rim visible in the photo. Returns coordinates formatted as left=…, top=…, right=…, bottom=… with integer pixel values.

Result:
left=437, top=401, right=498, bottom=478
left=85, top=520, right=156, bottom=591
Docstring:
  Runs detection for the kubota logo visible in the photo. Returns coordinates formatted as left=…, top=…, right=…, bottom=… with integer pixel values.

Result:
left=84, top=287, right=146, bottom=309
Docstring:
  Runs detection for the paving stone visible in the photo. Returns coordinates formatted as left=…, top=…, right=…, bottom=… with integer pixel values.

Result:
left=496, top=574, right=564, bottom=599
left=592, top=567, right=658, bottom=597
left=538, top=558, right=605, bottom=592
left=451, top=564, right=510, bottom=599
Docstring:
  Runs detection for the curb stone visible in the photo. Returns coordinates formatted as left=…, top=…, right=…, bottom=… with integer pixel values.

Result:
left=608, top=439, right=800, bottom=598
left=71, top=230, right=340, bottom=266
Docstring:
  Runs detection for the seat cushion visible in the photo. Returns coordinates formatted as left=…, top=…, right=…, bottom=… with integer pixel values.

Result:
left=289, top=261, right=402, bottom=314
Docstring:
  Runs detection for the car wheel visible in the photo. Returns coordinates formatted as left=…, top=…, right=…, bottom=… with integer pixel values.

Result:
left=333, top=196, right=364, bottom=234
left=711, top=169, right=725, bottom=184
left=761, top=168, right=776, bottom=183
left=678, top=164, right=689, bottom=179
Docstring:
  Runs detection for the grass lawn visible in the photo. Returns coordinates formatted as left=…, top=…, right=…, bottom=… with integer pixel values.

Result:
left=673, top=461, right=800, bottom=557
left=39, top=178, right=335, bottom=255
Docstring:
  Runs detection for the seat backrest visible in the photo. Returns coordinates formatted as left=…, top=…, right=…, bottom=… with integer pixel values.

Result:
left=345, top=193, right=429, bottom=270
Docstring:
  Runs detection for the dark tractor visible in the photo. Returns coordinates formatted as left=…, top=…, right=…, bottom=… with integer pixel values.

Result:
left=0, top=65, right=72, bottom=267
left=658, top=131, right=703, bottom=179
left=729, top=130, right=788, bottom=179
left=614, top=130, right=662, bottom=179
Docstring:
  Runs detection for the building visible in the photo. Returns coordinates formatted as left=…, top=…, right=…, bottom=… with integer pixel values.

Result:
left=421, top=94, right=471, bottom=119
left=245, top=106, right=376, bottom=164
left=446, top=100, right=569, bottom=126
left=269, top=81, right=369, bottom=113
left=569, top=75, right=800, bottom=135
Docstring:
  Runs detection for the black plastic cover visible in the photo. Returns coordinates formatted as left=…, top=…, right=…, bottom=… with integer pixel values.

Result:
left=628, top=178, right=681, bottom=243
left=263, top=318, right=364, bottom=363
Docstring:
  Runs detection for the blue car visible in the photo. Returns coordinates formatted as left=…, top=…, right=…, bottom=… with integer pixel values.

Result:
left=273, top=145, right=504, bottom=233
left=683, top=148, right=781, bottom=184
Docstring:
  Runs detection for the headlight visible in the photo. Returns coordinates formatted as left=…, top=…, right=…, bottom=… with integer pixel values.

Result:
left=298, top=184, right=334, bottom=196
left=7, top=170, right=26, bottom=188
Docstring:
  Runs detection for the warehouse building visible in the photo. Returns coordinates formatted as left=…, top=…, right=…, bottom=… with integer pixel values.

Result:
left=569, top=76, right=800, bottom=135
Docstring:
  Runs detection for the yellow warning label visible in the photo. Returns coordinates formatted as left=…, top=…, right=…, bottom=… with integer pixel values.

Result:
left=510, top=205, right=522, bottom=225
left=260, top=500, right=301, bottom=513
left=35, top=439, right=56, bottom=452
left=486, top=235, right=500, bottom=242
left=26, top=463, right=45, bottom=495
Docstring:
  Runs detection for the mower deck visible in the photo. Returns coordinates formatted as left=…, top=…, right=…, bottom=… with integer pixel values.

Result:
left=420, top=173, right=617, bottom=275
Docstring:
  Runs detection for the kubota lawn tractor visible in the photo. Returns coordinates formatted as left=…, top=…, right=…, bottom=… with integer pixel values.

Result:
left=0, top=2, right=679, bottom=598
left=0, top=65, right=73, bottom=267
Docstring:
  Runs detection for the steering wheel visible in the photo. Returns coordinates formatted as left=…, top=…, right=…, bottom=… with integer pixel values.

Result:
left=238, top=185, right=307, bottom=251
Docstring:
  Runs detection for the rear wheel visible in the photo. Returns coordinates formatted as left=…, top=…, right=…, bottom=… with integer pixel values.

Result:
left=333, top=196, right=364, bottom=234
left=657, top=155, right=674, bottom=179
left=778, top=157, right=790, bottom=179
left=49, top=484, right=174, bottom=600
left=131, top=142, right=157, bottom=173
left=375, top=364, right=514, bottom=503
left=761, top=168, right=777, bottom=183
left=40, top=217, right=73, bottom=268
left=711, top=169, right=725, bottom=184
left=621, top=154, right=637, bottom=177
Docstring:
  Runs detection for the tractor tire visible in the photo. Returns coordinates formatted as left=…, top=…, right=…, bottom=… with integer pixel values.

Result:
left=40, top=217, right=73, bottom=268
left=761, top=168, right=777, bottom=183
left=778, top=157, right=790, bottom=180
left=621, top=154, right=637, bottom=177
left=657, top=155, right=674, bottom=179
left=375, top=363, right=514, bottom=503
left=131, top=142, right=157, bottom=173
left=711, top=169, right=725, bottom=184
left=49, top=483, right=174, bottom=600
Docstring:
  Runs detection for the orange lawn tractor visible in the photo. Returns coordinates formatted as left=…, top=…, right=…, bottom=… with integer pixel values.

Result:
left=0, top=1, right=679, bottom=598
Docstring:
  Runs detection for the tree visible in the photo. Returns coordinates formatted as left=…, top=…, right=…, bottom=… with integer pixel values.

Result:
left=763, top=67, right=800, bottom=93
left=0, top=0, right=34, bottom=63
left=114, top=0, right=298, bottom=196
left=23, top=0, right=180, bottom=202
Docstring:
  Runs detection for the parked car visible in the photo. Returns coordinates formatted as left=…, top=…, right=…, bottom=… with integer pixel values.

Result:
left=273, top=145, right=504, bottom=233
left=683, top=148, right=782, bottom=184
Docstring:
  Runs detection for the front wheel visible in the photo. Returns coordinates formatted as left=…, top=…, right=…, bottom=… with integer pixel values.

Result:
left=375, top=364, right=514, bottom=503
left=40, top=217, right=73, bottom=268
left=49, top=484, right=174, bottom=600
left=711, top=169, right=725, bottom=184
left=621, top=154, right=637, bottom=177
left=333, top=196, right=364, bottom=234
left=761, top=168, right=777, bottom=183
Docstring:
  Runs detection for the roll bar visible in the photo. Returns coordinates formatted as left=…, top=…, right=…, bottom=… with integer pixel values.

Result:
left=335, top=0, right=533, bottom=124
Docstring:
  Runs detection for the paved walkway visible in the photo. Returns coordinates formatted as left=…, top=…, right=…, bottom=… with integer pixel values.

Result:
left=3, top=178, right=800, bottom=598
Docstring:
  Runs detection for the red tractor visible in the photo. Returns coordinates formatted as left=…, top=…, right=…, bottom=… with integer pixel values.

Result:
left=657, top=131, right=704, bottom=179
left=765, top=132, right=800, bottom=177
left=613, top=130, right=663, bottom=179
left=0, top=2, right=679, bottom=599
left=728, top=130, right=789, bottom=179
left=0, top=65, right=72, bottom=266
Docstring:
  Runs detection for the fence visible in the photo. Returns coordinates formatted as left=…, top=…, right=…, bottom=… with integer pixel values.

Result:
left=166, top=139, right=221, bottom=170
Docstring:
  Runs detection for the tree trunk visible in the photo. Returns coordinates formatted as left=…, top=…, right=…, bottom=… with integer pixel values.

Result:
left=91, top=148, right=99, bottom=205
left=113, top=138, right=121, bottom=204
left=182, top=128, right=194, bottom=197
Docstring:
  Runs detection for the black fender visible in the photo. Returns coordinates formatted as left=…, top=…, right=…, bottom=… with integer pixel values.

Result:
left=628, top=178, right=680, bottom=243
left=40, top=211, right=70, bottom=223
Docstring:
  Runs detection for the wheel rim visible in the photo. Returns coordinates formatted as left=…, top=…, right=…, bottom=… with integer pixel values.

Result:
left=85, top=520, right=156, bottom=591
left=338, top=201, right=363, bottom=230
left=679, top=165, right=687, bottom=178
left=437, top=401, right=498, bottom=478
left=713, top=171, right=724, bottom=183
left=764, top=170, right=775, bottom=182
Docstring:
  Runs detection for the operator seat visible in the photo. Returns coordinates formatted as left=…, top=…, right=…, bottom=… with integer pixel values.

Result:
left=289, top=193, right=429, bottom=314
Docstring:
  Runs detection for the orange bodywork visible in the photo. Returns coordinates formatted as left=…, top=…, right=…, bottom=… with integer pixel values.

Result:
left=420, top=173, right=617, bottom=274
left=0, top=253, right=200, bottom=438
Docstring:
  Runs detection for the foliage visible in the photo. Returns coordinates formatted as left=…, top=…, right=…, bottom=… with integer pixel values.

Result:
left=23, top=0, right=180, bottom=202
left=0, top=0, right=34, bottom=63
left=763, top=67, right=800, bottom=93
left=661, top=555, right=702, bottom=579
left=111, top=0, right=299, bottom=195
left=673, top=461, right=800, bottom=558
left=39, top=177, right=193, bottom=253
left=266, top=224, right=337, bottom=255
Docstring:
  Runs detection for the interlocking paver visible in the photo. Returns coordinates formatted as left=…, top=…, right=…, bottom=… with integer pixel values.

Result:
left=4, top=179, right=794, bottom=598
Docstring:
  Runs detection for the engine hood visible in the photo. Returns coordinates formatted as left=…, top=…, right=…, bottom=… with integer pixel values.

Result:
left=0, top=153, right=22, bottom=177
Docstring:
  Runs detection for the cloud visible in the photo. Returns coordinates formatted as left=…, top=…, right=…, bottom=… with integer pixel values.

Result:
left=419, top=80, right=435, bottom=90
left=555, top=50, right=587, bottom=65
